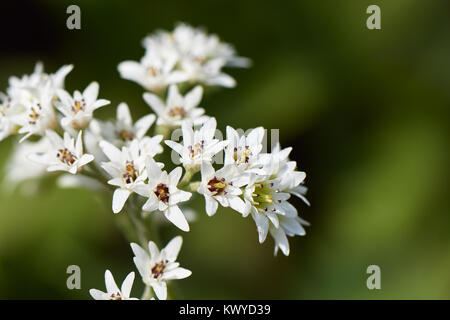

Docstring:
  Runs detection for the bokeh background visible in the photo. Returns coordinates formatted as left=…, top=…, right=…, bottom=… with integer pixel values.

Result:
left=0, top=0, right=449, bottom=299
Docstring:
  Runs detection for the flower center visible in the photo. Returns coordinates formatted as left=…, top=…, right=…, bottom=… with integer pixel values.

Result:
left=168, top=106, right=186, bottom=119
left=251, top=182, right=276, bottom=211
left=28, top=104, right=42, bottom=125
left=207, top=176, right=227, bottom=196
left=57, top=148, right=77, bottom=165
left=151, top=260, right=168, bottom=279
left=154, top=183, right=170, bottom=203
left=119, top=130, right=135, bottom=141
left=123, top=161, right=137, bottom=184
left=188, top=140, right=204, bottom=158
left=109, top=292, right=122, bottom=300
left=147, top=66, right=159, bottom=77
left=234, top=146, right=252, bottom=165
left=71, top=100, right=86, bottom=114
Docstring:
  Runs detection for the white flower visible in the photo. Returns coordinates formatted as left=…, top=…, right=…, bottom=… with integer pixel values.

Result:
left=90, top=102, right=157, bottom=148
left=197, top=162, right=248, bottom=216
left=143, top=85, right=208, bottom=127
left=114, top=102, right=156, bottom=143
left=56, top=82, right=110, bottom=129
left=242, top=148, right=309, bottom=255
left=165, top=118, right=228, bottom=171
left=3, top=137, right=51, bottom=191
left=89, top=270, right=138, bottom=300
left=134, top=158, right=192, bottom=231
left=224, top=126, right=265, bottom=173
left=6, top=62, right=73, bottom=104
left=169, top=23, right=251, bottom=87
left=99, top=140, right=148, bottom=213
left=0, top=93, right=21, bottom=141
left=17, top=81, right=57, bottom=142
left=28, top=130, right=94, bottom=174
left=131, top=236, right=192, bottom=300
left=138, top=135, right=164, bottom=159
left=118, top=48, right=188, bottom=92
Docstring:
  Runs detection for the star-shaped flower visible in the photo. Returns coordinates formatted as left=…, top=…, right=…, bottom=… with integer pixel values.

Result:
left=134, top=158, right=192, bottom=231
left=89, top=270, right=138, bottom=300
left=165, top=118, right=228, bottom=171
left=99, top=140, right=148, bottom=213
left=143, top=85, right=208, bottom=127
left=56, top=82, right=110, bottom=129
left=28, top=130, right=94, bottom=174
left=197, top=162, right=248, bottom=216
left=131, top=236, right=191, bottom=300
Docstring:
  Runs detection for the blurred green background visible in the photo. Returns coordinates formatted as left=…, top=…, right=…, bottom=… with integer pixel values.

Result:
left=0, top=0, right=449, bottom=299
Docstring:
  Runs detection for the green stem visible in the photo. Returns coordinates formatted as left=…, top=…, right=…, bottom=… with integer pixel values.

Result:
left=178, top=168, right=197, bottom=189
left=141, top=285, right=153, bottom=300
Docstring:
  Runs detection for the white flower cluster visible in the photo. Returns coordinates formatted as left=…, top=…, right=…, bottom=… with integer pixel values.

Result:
left=0, top=23, right=309, bottom=300
left=118, top=23, right=251, bottom=92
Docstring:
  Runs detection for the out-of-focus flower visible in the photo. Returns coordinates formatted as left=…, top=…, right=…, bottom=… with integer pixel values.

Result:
left=89, top=270, right=138, bottom=300
left=143, top=85, right=208, bottom=127
left=118, top=48, right=188, bottom=92
left=28, top=130, right=94, bottom=175
left=3, top=137, right=51, bottom=191
left=131, top=236, right=191, bottom=300
left=119, top=23, right=250, bottom=91
left=17, top=82, right=57, bottom=142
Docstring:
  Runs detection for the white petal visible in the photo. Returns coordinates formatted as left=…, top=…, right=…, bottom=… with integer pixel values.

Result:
left=99, top=140, right=123, bottom=162
left=89, top=289, right=107, bottom=300
left=184, top=86, right=203, bottom=110
left=142, top=194, right=160, bottom=212
left=143, top=92, right=166, bottom=116
left=151, top=281, right=167, bottom=300
left=164, top=140, right=184, bottom=155
left=83, top=81, right=99, bottom=106
left=148, top=241, right=160, bottom=260
left=228, top=196, right=247, bottom=215
left=117, top=102, right=133, bottom=127
left=112, top=188, right=131, bottom=213
left=162, top=236, right=182, bottom=262
left=121, top=272, right=135, bottom=298
left=169, top=166, right=183, bottom=185
left=200, top=162, right=215, bottom=181
left=165, top=205, right=190, bottom=231
left=163, top=267, right=192, bottom=280
left=134, top=114, right=155, bottom=139
left=205, top=195, right=218, bottom=216
left=105, top=270, right=120, bottom=294
left=252, top=212, right=269, bottom=243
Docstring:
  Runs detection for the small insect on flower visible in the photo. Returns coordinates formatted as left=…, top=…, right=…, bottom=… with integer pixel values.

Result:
left=134, top=158, right=192, bottom=231
left=130, top=236, right=192, bottom=300
left=89, top=270, right=138, bottom=300
left=28, top=130, right=94, bottom=175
